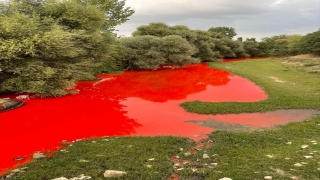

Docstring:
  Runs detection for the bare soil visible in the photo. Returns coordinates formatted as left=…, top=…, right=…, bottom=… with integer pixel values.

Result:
left=290, top=54, right=320, bottom=59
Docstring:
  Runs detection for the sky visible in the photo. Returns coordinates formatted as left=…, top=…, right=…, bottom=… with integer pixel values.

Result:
left=116, top=0, right=320, bottom=40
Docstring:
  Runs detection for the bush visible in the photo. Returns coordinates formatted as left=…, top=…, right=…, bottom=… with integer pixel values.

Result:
left=0, top=0, right=133, bottom=96
left=120, top=35, right=199, bottom=69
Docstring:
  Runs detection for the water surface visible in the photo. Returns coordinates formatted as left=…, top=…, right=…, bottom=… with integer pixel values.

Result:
left=0, top=63, right=270, bottom=172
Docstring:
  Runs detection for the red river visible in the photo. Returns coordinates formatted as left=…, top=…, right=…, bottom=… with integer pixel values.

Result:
left=0, top=63, right=308, bottom=174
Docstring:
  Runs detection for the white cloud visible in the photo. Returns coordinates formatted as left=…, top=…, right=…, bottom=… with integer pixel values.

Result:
left=117, top=0, right=320, bottom=39
left=272, top=0, right=288, bottom=5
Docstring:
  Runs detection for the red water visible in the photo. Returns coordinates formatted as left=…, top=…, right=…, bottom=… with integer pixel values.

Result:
left=0, top=63, right=270, bottom=173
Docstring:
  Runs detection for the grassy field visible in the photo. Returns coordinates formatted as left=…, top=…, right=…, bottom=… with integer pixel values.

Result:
left=181, top=58, right=320, bottom=114
left=5, top=58, right=320, bottom=180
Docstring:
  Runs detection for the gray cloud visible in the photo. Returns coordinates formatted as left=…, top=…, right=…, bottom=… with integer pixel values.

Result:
left=116, top=0, right=320, bottom=40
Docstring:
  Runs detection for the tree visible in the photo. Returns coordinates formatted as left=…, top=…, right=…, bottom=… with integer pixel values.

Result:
left=191, top=30, right=217, bottom=61
left=160, top=35, right=199, bottom=66
left=119, top=35, right=165, bottom=69
left=0, top=0, right=133, bottom=96
left=78, top=0, right=135, bottom=31
left=260, top=35, right=290, bottom=56
left=286, top=35, right=303, bottom=55
left=208, top=26, right=237, bottom=39
left=169, top=25, right=197, bottom=42
left=132, top=23, right=249, bottom=61
left=298, top=30, right=320, bottom=55
left=119, top=35, right=199, bottom=69
left=243, top=38, right=261, bottom=57
left=132, top=22, right=172, bottom=37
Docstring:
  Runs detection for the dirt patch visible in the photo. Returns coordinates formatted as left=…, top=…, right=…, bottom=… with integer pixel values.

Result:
left=267, top=76, right=285, bottom=83
left=281, top=61, right=303, bottom=66
left=290, top=54, right=320, bottom=59
left=186, top=109, right=320, bottom=131
left=186, top=119, right=262, bottom=132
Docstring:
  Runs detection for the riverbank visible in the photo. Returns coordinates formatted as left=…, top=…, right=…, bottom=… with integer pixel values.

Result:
left=2, top=57, right=320, bottom=180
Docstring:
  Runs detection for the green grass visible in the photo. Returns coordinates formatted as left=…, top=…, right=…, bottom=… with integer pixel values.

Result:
left=181, top=58, right=320, bottom=114
left=10, top=137, right=192, bottom=180
left=282, top=58, right=320, bottom=74
left=177, top=116, right=320, bottom=179
left=7, top=58, right=320, bottom=180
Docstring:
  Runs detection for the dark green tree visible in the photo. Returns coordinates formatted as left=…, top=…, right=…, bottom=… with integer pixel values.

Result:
left=191, top=30, right=217, bottom=61
left=286, top=35, right=303, bottom=55
left=160, top=35, right=199, bottom=66
left=299, top=30, right=320, bottom=55
left=119, top=35, right=165, bottom=69
left=119, top=35, right=199, bottom=69
left=260, top=35, right=290, bottom=56
left=0, top=0, right=133, bottom=96
left=208, top=26, right=237, bottom=39
left=243, top=38, right=261, bottom=57
left=132, top=23, right=247, bottom=61
left=132, top=22, right=172, bottom=37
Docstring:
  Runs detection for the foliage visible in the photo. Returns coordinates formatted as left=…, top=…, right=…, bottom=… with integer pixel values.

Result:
left=132, top=22, right=172, bottom=37
left=299, top=30, right=320, bottom=55
left=191, top=30, right=218, bottom=61
left=213, top=37, right=247, bottom=58
left=259, top=33, right=315, bottom=56
left=286, top=34, right=303, bottom=55
left=260, top=35, right=291, bottom=56
left=160, top=35, right=199, bottom=66
left=132, top=22, right=246, bottom=61
left=243, top=38, right=262, bottom=57
left=0, top=0, right=133, bottom=96
left=242, top=38, right=271, bottom=57
left=208, top=26, right=237, bottom=39
left=119, top=35, right=165, bottom=69
left=119, top=35, right=199, bottom=69
left=79, top=0, right=135, bottom=31
left=169, top=25, right=197, bottom=42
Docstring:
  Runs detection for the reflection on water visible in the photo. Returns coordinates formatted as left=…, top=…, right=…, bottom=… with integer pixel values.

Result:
left=0, top=63, right=268, bottom=173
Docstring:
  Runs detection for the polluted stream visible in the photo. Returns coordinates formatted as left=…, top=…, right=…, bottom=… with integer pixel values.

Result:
left=0, top=63, right=318, bottom=174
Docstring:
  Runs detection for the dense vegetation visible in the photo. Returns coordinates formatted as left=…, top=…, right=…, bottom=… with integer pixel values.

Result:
left=119, top=35, right=200, bottom=69
left=0, top=0, right=319, bottom=97
left=130, top=23, right=248, bottom=61
left=0, top=0, right=133, bottom=96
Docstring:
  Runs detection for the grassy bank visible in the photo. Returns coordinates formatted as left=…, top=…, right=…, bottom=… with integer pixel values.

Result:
left=177, top=116, right=320, bottom=180
left=181, top=58, right=320, bottom=114
left=9, top=137, right=192, bottom=180
left=6, top=58, right=320, bottom=180
left=8, top=118, right=320, bottom=180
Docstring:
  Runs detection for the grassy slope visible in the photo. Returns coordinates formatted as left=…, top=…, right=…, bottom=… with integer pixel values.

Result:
left=9, top=58, right=320, bottom=180
left=181, top=58, right=320, bottom=114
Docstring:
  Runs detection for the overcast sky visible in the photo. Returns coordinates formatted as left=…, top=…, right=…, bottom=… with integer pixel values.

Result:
left=116, top=0, right=320, bottom=40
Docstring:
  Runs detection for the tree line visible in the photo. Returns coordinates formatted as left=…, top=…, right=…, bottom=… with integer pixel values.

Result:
left=121, top=22, right=320, bottom=69
left=0, top=0, right=319, bottom=97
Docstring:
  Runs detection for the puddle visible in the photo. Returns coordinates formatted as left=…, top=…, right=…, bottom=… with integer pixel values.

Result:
left=186, top=109, right=320, bottom=131
left=0, top=63, right=312, bottom=173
